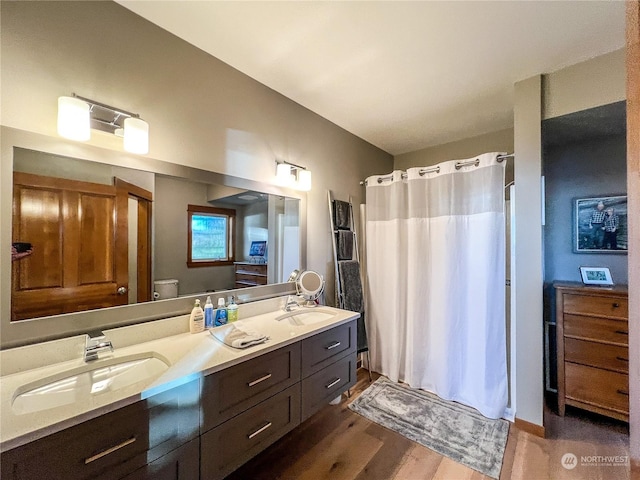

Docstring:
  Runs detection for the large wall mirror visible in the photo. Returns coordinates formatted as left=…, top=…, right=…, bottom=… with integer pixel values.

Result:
left=1, top=127, right=305, bottom=348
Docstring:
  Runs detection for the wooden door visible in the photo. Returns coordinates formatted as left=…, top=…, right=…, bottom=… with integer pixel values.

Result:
left=11, top=172, right=128, bottom=320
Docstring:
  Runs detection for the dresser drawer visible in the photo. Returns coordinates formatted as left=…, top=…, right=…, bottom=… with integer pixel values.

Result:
left=563, top=315, right=628, bottom=346
left=201, top=384, right=301, bottom=480
left=1, top=380, right=200, bottom=480
left=301, top=353, right=356, bottom=421
left=301, top=320, right=356, bottom=377
left=201, top=343, right=301, bottom=431
left=565, top=363, right=629, bottom=415
left=235, top=264, right=267, bottom=275
left=563, top=294, right=628, bottom=320
left=235, top=273, right=267, bottom=285
left=564, top=338, right=629, bottom=373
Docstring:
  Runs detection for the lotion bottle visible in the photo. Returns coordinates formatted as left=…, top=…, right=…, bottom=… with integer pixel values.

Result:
left=189, top=299, right=205, bottom=333
left=204, top=296, right=214, bottom=328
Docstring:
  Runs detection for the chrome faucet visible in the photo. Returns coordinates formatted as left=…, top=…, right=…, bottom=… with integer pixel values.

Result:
left=84, top=330, right=114, bottom=362
left=282, top=295, right=300, bottom=312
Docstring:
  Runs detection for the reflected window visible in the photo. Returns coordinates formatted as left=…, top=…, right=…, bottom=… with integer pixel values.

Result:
left=187, top=205, right=235, bottom=267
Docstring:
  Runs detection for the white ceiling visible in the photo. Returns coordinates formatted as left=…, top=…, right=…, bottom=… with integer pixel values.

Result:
left=118, top=1, right=626, bottom=155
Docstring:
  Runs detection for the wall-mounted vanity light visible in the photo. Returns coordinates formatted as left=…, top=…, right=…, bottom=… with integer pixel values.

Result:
left=275, top=160, right=312, bottom=191
left=57, top=94, right=149, bottom=154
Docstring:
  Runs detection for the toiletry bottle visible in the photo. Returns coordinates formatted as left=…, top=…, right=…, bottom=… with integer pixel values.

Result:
left=189, top=299, right=205, bottom=333
left=214, top=297, right=228, bottom=326
left=227, top=296, right=238, bottom=322
left=204, top=296, right=214, bottom=328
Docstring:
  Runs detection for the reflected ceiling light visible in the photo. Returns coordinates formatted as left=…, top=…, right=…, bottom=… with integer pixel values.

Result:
left=57, top=93, right=149, bottom=154
left=275, top=160, right=312, bottom=191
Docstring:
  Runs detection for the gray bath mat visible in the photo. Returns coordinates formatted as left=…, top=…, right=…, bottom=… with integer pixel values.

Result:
left=348, top=376, right=508, bottom=479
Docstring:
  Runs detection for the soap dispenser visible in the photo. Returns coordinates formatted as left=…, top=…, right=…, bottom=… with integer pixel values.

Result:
left=214, top=298, right=228, bottom=326
left=189, top=299, right=204, bottom=333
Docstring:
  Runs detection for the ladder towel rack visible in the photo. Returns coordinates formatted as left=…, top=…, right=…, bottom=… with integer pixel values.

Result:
left=328, top=191, right=372, bottom=382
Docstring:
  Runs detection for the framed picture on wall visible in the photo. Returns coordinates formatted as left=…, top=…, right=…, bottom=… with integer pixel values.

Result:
left=574, top=195, right=627, bottom=253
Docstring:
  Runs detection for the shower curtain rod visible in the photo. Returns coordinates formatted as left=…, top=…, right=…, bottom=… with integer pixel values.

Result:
left=359, top=153, right=514, bottom=186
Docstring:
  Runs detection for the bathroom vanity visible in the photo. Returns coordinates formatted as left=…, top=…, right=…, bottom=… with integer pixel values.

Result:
left=0, top=300, right=358, bottom=479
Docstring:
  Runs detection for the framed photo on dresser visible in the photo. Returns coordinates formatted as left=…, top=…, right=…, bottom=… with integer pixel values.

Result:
left=573, top=195, right=627, bottom=253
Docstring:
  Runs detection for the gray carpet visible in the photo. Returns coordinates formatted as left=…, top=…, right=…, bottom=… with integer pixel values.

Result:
left=348, top=376, right=509, bottom=479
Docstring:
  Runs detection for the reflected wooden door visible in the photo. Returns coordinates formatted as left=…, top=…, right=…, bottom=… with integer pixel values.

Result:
left=11, top=172, right=128, bottom=320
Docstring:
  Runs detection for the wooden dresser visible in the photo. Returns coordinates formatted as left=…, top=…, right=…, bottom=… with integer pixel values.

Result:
left=234, top=262, right=267, bottom=288
left=555, top=282, right=629, bottom=421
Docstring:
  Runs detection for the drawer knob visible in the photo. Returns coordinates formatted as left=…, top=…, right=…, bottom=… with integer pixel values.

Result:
left=616, top=389, right=629, bottom=396
left=248, top=422, right=272, bottom=439
left=325, top=378, right=342, bottom=389
left=616, top=356, right=629, bottom=362
left=248, top=373, right=272, bottom=387
left=84, top=436, right=137, bottom=464
left=326, top=341, right=341, bottom=350
left=612, top=303, right=620, bottom=308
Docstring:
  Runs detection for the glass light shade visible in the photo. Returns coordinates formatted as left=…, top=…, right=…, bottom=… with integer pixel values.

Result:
left=276, top=163, right=293, bottom=186
left=57, top=96, right=90, bottom=141
left=123, top=117, right=149, bottom=154
left=297, top=169, right=312, bottom=191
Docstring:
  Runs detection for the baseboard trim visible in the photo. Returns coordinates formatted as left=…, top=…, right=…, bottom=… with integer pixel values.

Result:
left=514, top=417, right=545, bottom=438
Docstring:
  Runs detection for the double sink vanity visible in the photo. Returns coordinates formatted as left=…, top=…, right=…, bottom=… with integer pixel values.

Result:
left=0, top=297, right=359, bottom=479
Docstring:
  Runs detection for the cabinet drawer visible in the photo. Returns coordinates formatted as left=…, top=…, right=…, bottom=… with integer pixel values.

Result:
left=122, top=438, right=200, bottom=480
left=301, top=353, right=356, bottom=421
left=301, top=320, right=356, bottom=377
left=565, top=363, right=629, bottom=415
left=235, top=264, right=267, bottom=275
left=564, top=315, right=628, bottom=346
left=201, top=343, right=301, bottom=431
left=563, top=294, right=628, bottom=320
left=564, top=338, right=629, bottom=373
left=1, top=380, right=200, bottom=480
left=201, top=384, right=301, bottom=480
left=235, top=273, right=267, bottom=285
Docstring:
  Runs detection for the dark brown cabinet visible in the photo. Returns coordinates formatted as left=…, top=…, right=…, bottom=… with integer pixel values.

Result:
left=233, top=263, right=267, bottom=288
left=1, top=380, right=200, bottom=480
left=122, top=439, right=200, bottom=480
left=201, top=384, right=301, bottom=479
left=555, top=283, right=629, bottom=421
left=2, top=319, right=358, bottom=480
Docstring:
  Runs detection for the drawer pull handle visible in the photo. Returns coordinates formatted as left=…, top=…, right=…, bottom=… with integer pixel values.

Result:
left=84, top=436, right=136, bottom=464
left=612, top=303, right=620, bottom=308
left=617, top=389, right=629, bottom=396
left=248, top=373, right=272, bottom=387
left=248, top=422, right=272, bottom=439
left=326, top=341, right=341, bottom=350
left=616, top=356, right=629, bottom=362
left=325, top=378, right=341, bottom=389
left=615, top=330, right=628, bottom=335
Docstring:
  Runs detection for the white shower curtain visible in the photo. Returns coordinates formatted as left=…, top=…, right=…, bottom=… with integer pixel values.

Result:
left=365, top=152, right=507, bottom=419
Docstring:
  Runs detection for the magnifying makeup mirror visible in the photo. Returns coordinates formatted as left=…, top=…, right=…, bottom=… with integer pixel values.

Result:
left=296, top=270, right=324, bottom=307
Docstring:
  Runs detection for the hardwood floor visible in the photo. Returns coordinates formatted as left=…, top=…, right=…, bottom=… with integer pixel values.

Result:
left=227, top=369, right=631, bottom=480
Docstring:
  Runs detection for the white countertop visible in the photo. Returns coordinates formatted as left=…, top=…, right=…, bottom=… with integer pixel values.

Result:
left=0, top=298, right=359, bottom=452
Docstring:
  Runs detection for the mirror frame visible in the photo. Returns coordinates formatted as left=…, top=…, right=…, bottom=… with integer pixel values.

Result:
left=1, top=126, right=306, bottom=349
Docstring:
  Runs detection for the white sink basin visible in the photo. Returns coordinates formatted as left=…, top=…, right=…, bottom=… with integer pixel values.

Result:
left=274, top=308, right=336, bottom=326
left=12, top=352, right=170, bottom=415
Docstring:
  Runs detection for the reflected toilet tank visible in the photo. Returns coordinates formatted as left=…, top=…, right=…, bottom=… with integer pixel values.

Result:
left=154, top=279, right=179, bottom=300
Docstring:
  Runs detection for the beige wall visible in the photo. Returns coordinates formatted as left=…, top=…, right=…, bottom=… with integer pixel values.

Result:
left=0, top=1, right=392, bottom=312
left=543, top=48, right=626, bottom=120
left=394, top=128, right=514, bottom=170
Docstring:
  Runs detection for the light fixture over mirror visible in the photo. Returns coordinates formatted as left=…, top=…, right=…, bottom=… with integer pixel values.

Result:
left=57, top=94, right=149, bottom=154
left=275, top=160, right=312, bottom=191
